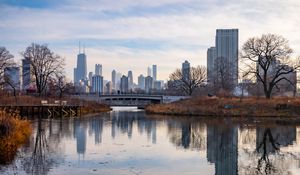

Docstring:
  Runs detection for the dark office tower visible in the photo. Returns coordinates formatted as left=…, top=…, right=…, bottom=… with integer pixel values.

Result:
left=75, top=53, right=87, bottom=82
left=22, top=58, right=32, bottom=91
left=74, top=43, right=87, bottom=83
left=207, top=47, right=216, bottom=83
left=215, top=29, right=239, bottom=85
left=182, top=60, right=190, bottom=81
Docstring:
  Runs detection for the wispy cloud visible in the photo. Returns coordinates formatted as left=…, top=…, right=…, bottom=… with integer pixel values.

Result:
left=0, top=0, right=300, bottom=81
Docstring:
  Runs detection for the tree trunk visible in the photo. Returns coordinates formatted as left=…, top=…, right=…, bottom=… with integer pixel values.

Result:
left=265, top=91, right=271, bottom=99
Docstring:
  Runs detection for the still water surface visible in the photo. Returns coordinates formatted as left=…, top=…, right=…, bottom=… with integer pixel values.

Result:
left=1, top=107, right=300, bottom=175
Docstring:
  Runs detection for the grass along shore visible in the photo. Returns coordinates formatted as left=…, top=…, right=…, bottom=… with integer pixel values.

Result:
left=145, top=97, right=300, bottom=117
left=0, top=111, right=32, bottom=164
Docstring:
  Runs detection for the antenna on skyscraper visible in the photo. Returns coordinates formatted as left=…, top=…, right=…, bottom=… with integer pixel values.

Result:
left=83, top=43, right=85, bottom=54
left=79, top=41, right=81, bottom=54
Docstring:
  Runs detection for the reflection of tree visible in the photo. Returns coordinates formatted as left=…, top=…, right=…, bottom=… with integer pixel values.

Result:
left=256, top=128, right=279, bottom=174
left=22, top=118, right=63, bottom=175
left=167, top=120, right=206, bottom=151
left=240, top=126, right=298, bottom=175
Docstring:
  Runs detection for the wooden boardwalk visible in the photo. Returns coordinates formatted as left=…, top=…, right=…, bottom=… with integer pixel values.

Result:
left=0, top=104, right=81, bottom=117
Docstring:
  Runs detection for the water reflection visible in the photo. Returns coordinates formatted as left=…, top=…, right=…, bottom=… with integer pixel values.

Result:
left=255, top=126, right=297, bottom=174
left=207, top=124, right=238, bottom=175
left=1, top=110, right=300, bottom=175
left=21, top=119, right=64, bottom=175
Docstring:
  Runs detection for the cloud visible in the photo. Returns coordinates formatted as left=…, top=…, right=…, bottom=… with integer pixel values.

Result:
left=1, top=0, right=300, bottom=81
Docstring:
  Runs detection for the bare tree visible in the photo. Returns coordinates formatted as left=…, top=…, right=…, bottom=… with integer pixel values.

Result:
left=241, top=34, right=299, bottom=99
left=53, top=74, right=73, bottom=98
left=4, top=70, right=20, bottom=103
left=212, top=57, right=235, bottom=93
left=168, top=65, right=207, bottom=96
left=0, top=47, right=14, bottom=85
left=22, top=43, right=65, bottom=96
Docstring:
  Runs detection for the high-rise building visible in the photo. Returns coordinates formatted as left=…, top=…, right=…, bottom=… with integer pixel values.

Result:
left=22, top=58, right=32, bottom=91
left=128, top=71, right=133, bottom=90
left=120, top=75, right=128, bottom=94
left=88, top=72, right=93, bottom=83
left=105, top=81, right=112, bottom=94
left=152, top=65, right=157, bottom=81
left=74, top=52, right=87, bottom=83
left=215, top=29, right=239, bottom=85
left=145, top=76, right=153, bottom=93
left=95, top=64, right=102, bottom=76
left=4, top=66, right=21, bottom=91
left=182, top=60, right=190, bottom=81
left=116, top=72, right=122, bottom=91
left=207, top=47, right=216, bottom=83
left=91, top=75, right=103, bottom=94
left=154, top=81, right=162, bottom=90
left=147, top=67, right=152, bottom=77
left=111, top=70, right=116, bottom=90
left=138, top=74, right=145, bottom=90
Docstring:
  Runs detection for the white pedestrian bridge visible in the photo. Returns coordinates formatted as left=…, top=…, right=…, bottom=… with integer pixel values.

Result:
left=72, top=94, right=189, bottom=108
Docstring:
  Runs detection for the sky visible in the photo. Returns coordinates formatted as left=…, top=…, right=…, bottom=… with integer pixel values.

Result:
left=1, top=0, right=300, bottom=83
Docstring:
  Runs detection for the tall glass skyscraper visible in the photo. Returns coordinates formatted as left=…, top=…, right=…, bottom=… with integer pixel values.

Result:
left=215, top=29, right=239, bottom=85
left=152, top=65, right=157, bottom=81
left=111, top=70, right=116, bottom=90
left=74, top=52, right=87, bottom=83
left=128, top=70, right=133, bottom=90
left=207, top=47, right=216, bottom=83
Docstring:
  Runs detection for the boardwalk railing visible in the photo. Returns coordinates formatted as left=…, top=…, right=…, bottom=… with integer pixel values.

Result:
left=0, top=104, right=81, bottom=118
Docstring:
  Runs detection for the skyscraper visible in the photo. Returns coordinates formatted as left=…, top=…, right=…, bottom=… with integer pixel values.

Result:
left=138, top=74, right=145, bottom=90
left=154, top=81, right=162, bottom=90
left=147, top=67, right=152, bottom=77
left=95, top=64, right=102, bottom=76
left=4, top=66, right=21, bottom=91
left=76, top=53, right=87, bottom=82
left=92, top=75, right=104, bottom=94
left=128, top=70, right=133, bottom=90
left=145, top=76, right=153, bottom=93
left=111, top=70, right=116, bottom=90
left=22, top=58, right=32, bottom=91
left=207, top=47, right=216, bottom=83
left=182, top=60, right=190, bottom=81
left=105, top=81, right=113, bottom=94
left=215, top=29, right=238, bottom=85
left=88, top=72, right=93, bottom=83
left=116, top=72, right=122, bottom=91
left=120, top=75, right=129, bottom=94
left=152, top=65, right=157, bottom=81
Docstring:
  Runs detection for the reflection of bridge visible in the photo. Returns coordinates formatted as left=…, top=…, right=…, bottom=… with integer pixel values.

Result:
left=73, top=94, right=188, bottom=108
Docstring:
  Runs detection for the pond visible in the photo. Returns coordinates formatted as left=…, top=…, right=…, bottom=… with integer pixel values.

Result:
left=1, top=107, right=300, bottom=175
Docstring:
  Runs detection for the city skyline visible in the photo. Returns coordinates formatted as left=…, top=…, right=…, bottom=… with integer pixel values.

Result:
left=1, top=0, right=300, bottom=81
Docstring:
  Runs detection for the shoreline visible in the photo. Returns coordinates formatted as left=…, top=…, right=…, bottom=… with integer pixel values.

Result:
left=145, top=97, right=300, bottom=118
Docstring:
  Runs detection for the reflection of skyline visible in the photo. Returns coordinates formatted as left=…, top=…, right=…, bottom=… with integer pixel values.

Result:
left=5, top=111, right=300, bottom=175
left=207, top=125, right=238, bottom=175
left=110, top=111, right=157, bottom=144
